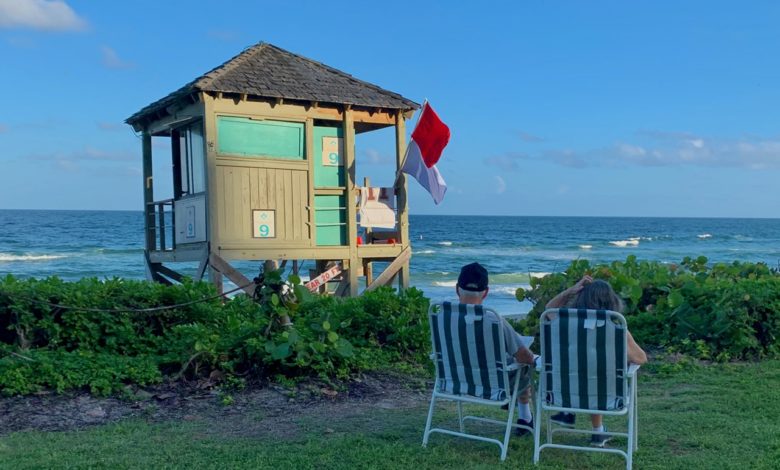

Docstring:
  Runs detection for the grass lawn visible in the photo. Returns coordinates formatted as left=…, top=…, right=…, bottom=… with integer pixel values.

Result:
left=2, top=360, right=780, bottom=469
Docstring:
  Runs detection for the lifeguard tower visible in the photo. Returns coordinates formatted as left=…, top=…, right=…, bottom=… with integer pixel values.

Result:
left=126, top=43, right=419, bottom=296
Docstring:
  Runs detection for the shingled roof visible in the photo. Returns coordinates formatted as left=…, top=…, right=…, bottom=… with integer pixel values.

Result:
left=126, top=43, right=419, bottom=125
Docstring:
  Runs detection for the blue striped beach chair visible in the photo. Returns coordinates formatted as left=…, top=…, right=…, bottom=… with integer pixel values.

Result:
left=422, top=302, right=532, bottom=461
left=534, top=308, right=640, bottom=470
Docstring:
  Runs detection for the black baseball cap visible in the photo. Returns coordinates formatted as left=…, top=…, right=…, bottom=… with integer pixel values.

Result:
left=457, top=262, right=489, bottom=292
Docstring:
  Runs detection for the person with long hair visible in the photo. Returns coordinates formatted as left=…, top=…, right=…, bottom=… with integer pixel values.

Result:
left=545, top=275, right=647, bottom=447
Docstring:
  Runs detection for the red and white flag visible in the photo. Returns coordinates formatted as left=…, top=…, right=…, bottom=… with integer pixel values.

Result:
left=401, top=102, right=451, bottom=205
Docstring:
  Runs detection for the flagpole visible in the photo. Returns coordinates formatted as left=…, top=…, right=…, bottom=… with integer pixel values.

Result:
left=394, top=99, right=427, bottom=189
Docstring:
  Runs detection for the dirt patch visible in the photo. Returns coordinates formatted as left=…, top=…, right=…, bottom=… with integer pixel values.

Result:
left=0, top=371, right=432, bottom=439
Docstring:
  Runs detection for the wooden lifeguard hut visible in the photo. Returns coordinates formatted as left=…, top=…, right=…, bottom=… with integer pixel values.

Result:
left=125, top=43, right=419, bottom=296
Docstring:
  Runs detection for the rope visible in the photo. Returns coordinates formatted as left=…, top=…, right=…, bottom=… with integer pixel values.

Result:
left=0, top=348, right=35, bottom=362
left=0, top=282, right=255, bottom=315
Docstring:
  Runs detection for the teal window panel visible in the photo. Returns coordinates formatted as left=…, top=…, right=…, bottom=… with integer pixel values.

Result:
left=314, top=195, right=347, bottom=246
left=217, top=116, right=304, bottom=159
left=313, top=126, right=344, bottom=187
left=314, top=195, right=345, bottom=210
left=316, top=226, right=346, bottom=246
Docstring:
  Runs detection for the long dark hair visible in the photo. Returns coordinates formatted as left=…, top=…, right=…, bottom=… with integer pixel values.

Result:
left=573, top=280, right=624, bottom=312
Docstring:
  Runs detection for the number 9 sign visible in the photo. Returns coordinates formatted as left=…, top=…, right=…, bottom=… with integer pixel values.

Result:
left=252, top=210, right=275, bottom=238
left=322, top=137, right=343, bottom=167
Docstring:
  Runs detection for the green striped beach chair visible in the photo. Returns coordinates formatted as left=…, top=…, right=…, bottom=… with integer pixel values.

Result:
left=422, top=302, right=532, bottom=461
left=534, top=308, right=640, bottom=470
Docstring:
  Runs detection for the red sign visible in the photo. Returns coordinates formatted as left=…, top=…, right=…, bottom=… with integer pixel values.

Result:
left=305, top=265, right=342, bottom=291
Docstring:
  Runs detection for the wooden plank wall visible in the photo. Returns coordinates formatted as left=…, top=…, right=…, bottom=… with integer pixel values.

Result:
left=216, top=163, right=310, bottom=245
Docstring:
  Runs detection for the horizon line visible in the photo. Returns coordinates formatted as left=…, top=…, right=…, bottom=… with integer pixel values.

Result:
left=2, top=208, right=780, bottom=221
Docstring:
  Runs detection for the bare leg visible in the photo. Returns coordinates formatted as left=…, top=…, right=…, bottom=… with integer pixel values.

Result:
left=519, top=384, right=532, bottom=404
left=591, top=414, right=602, bottom=428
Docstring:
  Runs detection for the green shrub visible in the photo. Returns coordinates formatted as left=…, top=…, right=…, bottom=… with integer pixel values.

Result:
left=0, top=347, right=161, bottom=396
left=0, top=273, right=430, bottom=396
left=517, top=255, right=780, bottom=361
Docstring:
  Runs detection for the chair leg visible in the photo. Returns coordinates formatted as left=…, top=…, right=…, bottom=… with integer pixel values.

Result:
left=457, top=401, right=464, bottom=433
left=633, top=374, right=639, bottom=451
left=627, top=381, right=635, bottom=470
left=500, top=370, right=522, bottom=461
left=422, top=389, right=438, bottom=447
left=533, top=385, right=543, bottom=464
left=546, top=414, right=553, bottom=443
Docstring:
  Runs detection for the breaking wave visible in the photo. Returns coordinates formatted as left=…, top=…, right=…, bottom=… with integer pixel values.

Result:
left=609, top=239, right=640, bottom=247
left=0, top=253, right=68, bottom=262
left=491, top=285, right=532, bottom=296
left=431, top=272, right=550, bottom=288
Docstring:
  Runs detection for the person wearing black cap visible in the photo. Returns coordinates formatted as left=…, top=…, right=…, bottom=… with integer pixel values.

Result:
left=456, top=262, right=536, bottom=436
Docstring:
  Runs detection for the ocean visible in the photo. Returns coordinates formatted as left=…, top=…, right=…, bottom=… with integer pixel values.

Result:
left=2, top=210, right=780, bottom=315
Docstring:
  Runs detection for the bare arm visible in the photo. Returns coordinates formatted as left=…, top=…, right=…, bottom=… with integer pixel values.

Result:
left=514, top=346, right=535, bottom=365
left=627, top=331, right=647, bottom=365
left=545, top=275, right=592, bottom=309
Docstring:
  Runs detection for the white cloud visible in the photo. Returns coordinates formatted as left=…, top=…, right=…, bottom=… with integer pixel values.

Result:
left=507, top=131, right=780, bottom=170
left=0, top=0, right=87, bottom=31
left=101, top=46, right=134, bottom=69
left=484, top=152, right=526, bottom=171
left=636, top=129, right=697, bottom=141
left=55, top=159, right=78, bottom=172
left=22, top=146, right=138, bottom=176
left=514, top=130, right=544, bottom=143
left=616, top=143, right=647, bottom=158
left=29, top=146, right=136, bottom=164
left=541, top=149, right=589, bottom=168
left=494, top=175, right=506, bottom=194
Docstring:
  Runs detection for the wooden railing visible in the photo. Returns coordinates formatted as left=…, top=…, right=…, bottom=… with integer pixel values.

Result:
left=146, top=199, right=174, bottom=251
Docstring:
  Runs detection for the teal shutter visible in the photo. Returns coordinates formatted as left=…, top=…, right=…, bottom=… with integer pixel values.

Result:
left=217, top=117, right=304, bottom=159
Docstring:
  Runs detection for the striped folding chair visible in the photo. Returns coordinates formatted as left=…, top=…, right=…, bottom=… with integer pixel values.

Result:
left=533, top=308, right=640, bottom=470
left=422, top=302, right=532, bottom=461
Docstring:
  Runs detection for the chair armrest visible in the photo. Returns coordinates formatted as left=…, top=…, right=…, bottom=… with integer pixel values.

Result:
left=627, top=363, right=641, bottom=377
left=506, top=362, right=520, bottom=372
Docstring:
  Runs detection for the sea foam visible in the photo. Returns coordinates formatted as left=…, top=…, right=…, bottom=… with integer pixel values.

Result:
left=432, top=272, right=547, bottom=288
left=0, top=253, right=67, bottom=262
left=698, top=233, right=712, bottom=239
left=491, top=285, right=532, bottom=296
left=437, top=241, right=453, bottom=246
left=609, top=239, right=640, bottom=247
left=579, top=244, right=593, bottom=250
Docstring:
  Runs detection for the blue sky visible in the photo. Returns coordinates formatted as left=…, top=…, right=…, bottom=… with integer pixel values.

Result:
left=1, top=0, right=779, bottom=217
